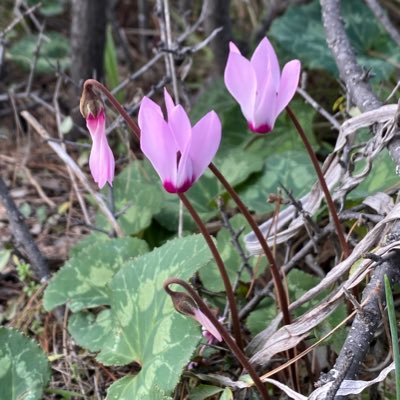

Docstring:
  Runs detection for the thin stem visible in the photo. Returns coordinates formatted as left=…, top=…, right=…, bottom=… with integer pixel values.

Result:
left=209, top=163, right=290, bottom=322
left=83, top=79, right=141, bottom=138
left=164, top=278, right=270, bottom=400
left=178, top=193, right=244, bottom=350
left=285, top=106, right=350, bottom=258
left=209, top=163, right=298, bottom=390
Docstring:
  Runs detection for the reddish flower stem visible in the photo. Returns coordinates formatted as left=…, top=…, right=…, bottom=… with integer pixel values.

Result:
left=178, top=193, right=243, bottom=350
left=83, top=79, right=141, bottom=138
left=285, top=106, right=349, bottom=258
left=209, top=163, right=298, bottom=390
left=82, top=79, right=244, bottom=350
left=164, top=278, right=270, bottom=400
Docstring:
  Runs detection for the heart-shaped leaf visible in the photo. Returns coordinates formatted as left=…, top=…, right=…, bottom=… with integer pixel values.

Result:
left=66, top=235, right=213, bottom=399
left=0, top=328, right=50, bottom=400
left=96, top=161, right=163, bottom=235
left=43, top=237, right=148, bottom=312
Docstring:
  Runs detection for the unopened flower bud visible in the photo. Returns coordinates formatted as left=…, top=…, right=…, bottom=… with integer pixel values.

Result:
left=167, top=290, right=222, bottom=342
left=80, top=85, right=104, bottom=119
left=169, top=291, right=197, bottom=317
left=79, top=83, right=114, bottom=189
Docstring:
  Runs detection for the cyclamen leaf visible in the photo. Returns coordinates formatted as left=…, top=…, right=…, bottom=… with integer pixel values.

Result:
left=43, top=237, right=148, bottom=312
left=96, top=161, right=163, bottom=235
left=239, top=150, right=316, bottom=213
left=64, top=235, right=212, bottom=399
left=68, top=309, right=113, bottom=352
left=101, top=235, right=212, bottom=399
left=8, top=32, right=70, bottom=74
left=0, top=328, right=50, bottom=400
left=269, top=0, right=399, bottom=80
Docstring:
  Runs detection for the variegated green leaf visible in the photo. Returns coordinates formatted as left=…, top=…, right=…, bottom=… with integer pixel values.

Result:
left=96, top=161, right=163, bottom=235
left=239, top=150, right=316, bottom=213
left=107, top=378, right=173, bottom=400
left=83, top=235, right=212, bottom=399
left=68, top=309, right=112, bottom=352
left=0, top=328, right=50, bottom=400
left=43, top=237, right=148, bottom=312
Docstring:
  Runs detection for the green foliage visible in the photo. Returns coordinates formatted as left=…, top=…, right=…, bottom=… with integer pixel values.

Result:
left=199, top=214, right=253, bottom=292
left=43, top=237, right=149, bottom=312
left=287, top=269, right=321, bottom=307
left=190, top=79, right=236, bottom=124
left=246, top=269, right=322, bottom=336
left=0, top=248, right=11, bottom=272
left=103, top=236, right=212, bottom=398
left=0, top=328, right=50, bottom=400
left=313, top=303, right=347, bottom=354
left=219, top=388, right=234, bottom=400
left=96, top=161, right=163, bottom=235
left=214, top=147, right=264, bottom=188
left=189, top=384, right=224, bottom=400
left=14, top=257, right=31, bottom=281
left=26, top=0, right=65, bottom=16
left=155, top=172, right=220, bottom=232
left=68, top=310, right=112, bottom=352
left=239, top=150, right=316, bottom=213
left=13, top=256, right=39, bottom=296
left=63, top=235, right=212, bottom=399
left=349, top=149, right=400, bottom=200
left=269, top=0, right=399, bottom=80
left=246, top=298, right=276, bottom=337
left=104, top=25, right=125, bottom=103
left=8, top=32, right=70, bottom=74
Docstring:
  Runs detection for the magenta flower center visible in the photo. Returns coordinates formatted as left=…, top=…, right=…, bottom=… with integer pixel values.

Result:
left=247, top=121, right=272, bottom=134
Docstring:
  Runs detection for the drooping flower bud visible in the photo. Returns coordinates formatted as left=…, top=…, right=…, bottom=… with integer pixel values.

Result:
left=80, top=85, right=115, bottom=189
left=168, top=290, right=222, bottom=342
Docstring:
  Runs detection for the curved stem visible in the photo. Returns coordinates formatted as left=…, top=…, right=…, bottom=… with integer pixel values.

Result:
left=209, top=163, right=290, bottom=323
left=285, top=106, right=350, bottom=258
left=209, top=163, right=298, bottom=390
left=164, top=277, right=270, bottom=400
left=178, top=193, right=243, bottom=350
left=83, top=79, right=141, bottom=138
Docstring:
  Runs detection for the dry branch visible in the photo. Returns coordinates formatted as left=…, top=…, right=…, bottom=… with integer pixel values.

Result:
left=318, top=0, right=400, bottom=395
left=0, top=177, right=50, bottom=282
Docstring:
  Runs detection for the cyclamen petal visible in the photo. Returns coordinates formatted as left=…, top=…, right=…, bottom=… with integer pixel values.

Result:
left=276, top=59, right=301, bottom=115
left=139, top=97, right=177, bottom=189
left=139, top=88, right=221, bottom=193
left=86, top=110, right=115, bottom=188
left=224, top=37, right=301, bottom=134
left=190, top=111, right=221, bottom=179
left=193, top=309, right=222, bottom=342
left=224, top=51, right=257, bottom=124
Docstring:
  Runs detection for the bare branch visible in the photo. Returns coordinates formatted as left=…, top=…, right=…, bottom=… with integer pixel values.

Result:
left=364, top=0, right=400, bottom=47
left=318, top=0, right=400, bottom=393
left=0, top=177, right=50, bottom=282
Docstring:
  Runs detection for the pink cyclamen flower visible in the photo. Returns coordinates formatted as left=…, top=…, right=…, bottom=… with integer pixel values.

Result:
left=138, top=89, right=221, bottom=193
left=224, top=37, right=301, bottom=134
left=86, top=110, right=115, bottom=189
left=193, top=308, right=222, bottom=342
